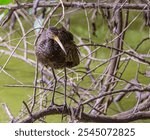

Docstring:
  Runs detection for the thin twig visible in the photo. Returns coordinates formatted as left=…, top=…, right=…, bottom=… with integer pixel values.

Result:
left=14, top=11, right=27, bottom=59
left=1, top=103, right=14, bottom=122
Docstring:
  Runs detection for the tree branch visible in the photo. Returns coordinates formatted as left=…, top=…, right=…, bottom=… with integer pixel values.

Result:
left=0, top=2, right=148, bottom=11
left=16, top=105, right=150, bottom=123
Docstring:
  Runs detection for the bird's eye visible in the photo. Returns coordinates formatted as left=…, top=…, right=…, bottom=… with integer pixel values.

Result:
left=49, top=27, right=58, bottom=35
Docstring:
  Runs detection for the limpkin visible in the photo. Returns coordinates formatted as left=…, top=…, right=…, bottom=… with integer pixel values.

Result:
left=35, top=26, right=80, bottom=107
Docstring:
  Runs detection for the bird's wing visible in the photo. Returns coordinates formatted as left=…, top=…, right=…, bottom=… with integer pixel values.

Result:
left=65, top=42, right=80, bottom=68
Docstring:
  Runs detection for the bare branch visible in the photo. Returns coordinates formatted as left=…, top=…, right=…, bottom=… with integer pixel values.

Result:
left=0, top=2, right=148, bottom=11
left=16, top=105, right=150, bottom=123
left=2, top=103, right=15, bottom=122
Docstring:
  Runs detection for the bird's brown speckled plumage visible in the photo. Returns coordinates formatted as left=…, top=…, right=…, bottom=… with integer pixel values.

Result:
left=35, top=27, right=80, bottom=69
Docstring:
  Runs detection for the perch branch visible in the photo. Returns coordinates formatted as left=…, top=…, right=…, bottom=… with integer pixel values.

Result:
left=16, top=105, right=150, bottom=123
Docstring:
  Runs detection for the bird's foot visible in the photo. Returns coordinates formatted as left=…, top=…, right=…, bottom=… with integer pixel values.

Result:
left=48, top=101, right=59, bottom=108
left=75, top=103, right=83, bottom=118
left=49, top=101, right=55, bottom=107
left=61, top=102, right=69, bottom=121
left=63, top=102, right=68, bottom=110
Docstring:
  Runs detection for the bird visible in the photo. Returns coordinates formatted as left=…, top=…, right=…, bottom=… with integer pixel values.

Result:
left=35, top=26, right=80, bottom=107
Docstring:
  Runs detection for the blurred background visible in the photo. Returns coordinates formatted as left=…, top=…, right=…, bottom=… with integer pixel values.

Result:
left=0, top=0, right=150, bottom=122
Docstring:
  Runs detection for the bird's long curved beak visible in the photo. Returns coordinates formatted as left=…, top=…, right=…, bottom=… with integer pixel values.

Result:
left=53, top=35, right=67, bottom=55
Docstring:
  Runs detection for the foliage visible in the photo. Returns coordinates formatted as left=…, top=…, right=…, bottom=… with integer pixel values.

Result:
left=0, top=0, right=12, bottom=5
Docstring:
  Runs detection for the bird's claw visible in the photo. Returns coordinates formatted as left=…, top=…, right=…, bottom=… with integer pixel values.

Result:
left=61, top=102, right=69, bottom=121
left=63, top=102, right=68, bottom=112
left=49, top=101, right=54, bottom=107
left=75, top=104, right=83, bottom=118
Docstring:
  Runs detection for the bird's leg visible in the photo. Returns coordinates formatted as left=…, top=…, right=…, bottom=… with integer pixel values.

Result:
left=50, top=68, right=57, bottom=107
left=61, top=67, right=68, bottom=121
left=64, top=67, right=67, bottom=107
left=40, top=66, right=44, bottom=87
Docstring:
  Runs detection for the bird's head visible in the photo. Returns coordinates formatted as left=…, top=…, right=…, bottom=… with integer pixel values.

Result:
left=46, top=27, right=67, bottom=55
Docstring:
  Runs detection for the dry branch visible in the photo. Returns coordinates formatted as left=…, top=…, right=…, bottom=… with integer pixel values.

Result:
left=0, top=2, right=149, bottom=11
left=17, top=105, right=150, bottom=123
left=1, top=0, right=150, bottom=123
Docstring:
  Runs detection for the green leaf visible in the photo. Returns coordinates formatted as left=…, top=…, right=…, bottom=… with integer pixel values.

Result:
left=0, top=0, right=12, bottom=5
